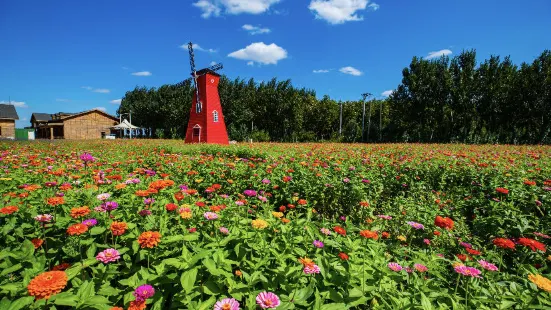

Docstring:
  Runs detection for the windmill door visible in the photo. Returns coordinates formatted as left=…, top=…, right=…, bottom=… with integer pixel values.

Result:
left=192, top=125, right=201, bottom=142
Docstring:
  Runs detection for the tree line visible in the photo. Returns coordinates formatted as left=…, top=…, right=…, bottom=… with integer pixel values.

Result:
left=118, top=49, right=551, bottom=144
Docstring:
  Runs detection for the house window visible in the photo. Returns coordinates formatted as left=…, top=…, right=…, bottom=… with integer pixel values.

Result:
left=213, top=110, right=219, bottom=122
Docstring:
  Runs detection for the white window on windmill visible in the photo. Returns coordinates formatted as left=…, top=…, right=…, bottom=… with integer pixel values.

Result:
left=196, top=101, right=202, bottom=114
left=213, top=110, right=219, bottom=122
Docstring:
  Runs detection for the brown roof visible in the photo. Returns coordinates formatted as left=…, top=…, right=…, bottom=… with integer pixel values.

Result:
left=50, top=109, right=118, bottom=123
left=0, top=104, right=19, bottom=120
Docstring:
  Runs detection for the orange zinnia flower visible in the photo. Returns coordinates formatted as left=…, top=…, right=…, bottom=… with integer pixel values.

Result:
left=70, top=206, right=90, bottom=219
left=110, top=307, right=124, bottom=310
left=138, top=231, right=162, bottom=248
left=47, top=197, right=65, bottom=206
left=67, top=223, right=88, bottom=236
left=115, top=183, right=127, bottom=190
left=128, top=300, right=147, bottom=310
left=359, top=230, right=379, bottom=240
left=27, top=271, right=68, bottom=300
left=434, top=216, right=454, bottom=230
left=110, top=221, right=128, bottom=236
left=135, top=190, right=150, bottom=197
left=51, top=263, right=71, bottom=271
left=518, top=238, right=546, bottom=252
left=0, top=206, right=18, bottom=214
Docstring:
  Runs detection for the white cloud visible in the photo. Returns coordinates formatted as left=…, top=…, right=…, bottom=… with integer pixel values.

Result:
left=56, top=98, right=70, bottom=102
left=381, top=90, right=393, bottom=97
left=309, top=0, right=378, bottom=24
left=22, top=117, right=28, bottom=121
left=122, top=66, right=129, bottom=70
left=242, top=24, right=271, bottom=35
left=93, top=107, right=107, bottom=112
left=131, top=71, right=152, bottom=76
left=0, top=100, right=27, bottom=108
left=193, top=0, right=281, bottom=18
left=83, top=87, right=110, bottom=93
left=425, top=49, right=452, bottom=60
left=228, top=42, right=287, bottom=65
left=110, top=99, right=122, bottom=105
left=313, top=69, right=330, bottom=73
left=339, top=66, right=363, bottom=76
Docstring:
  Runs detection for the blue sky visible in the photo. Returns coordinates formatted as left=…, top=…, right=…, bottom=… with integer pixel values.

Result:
left=1, top=0, right=550, bottom=128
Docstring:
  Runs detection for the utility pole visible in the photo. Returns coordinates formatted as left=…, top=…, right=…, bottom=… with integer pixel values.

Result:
left=339, top=102, right=343, bottom=135
left=361, top=93, right=371, bottom=142
left=129, top=112, right=132, bottom=139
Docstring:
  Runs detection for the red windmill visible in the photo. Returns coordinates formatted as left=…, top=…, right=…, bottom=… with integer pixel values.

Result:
left=184, top=42, right=229, bottom=144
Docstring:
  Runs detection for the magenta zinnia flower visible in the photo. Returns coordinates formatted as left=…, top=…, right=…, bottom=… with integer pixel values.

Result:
left=214, top=298, right=240, bottom=310
left=204, top=212, right=219, bottom=220
left=82, top=218, right=98, bottom=227
left=256, top=291, right=280, bottom=309
left=243, top=189, right=257, bottom=197
left=133, top=284, right=155, bottom=302
left=96, top=248, right=120, bottom=264
left=313, top=240, right=324, bottom=248
left=80, top=152, right=95, bottom=162
left=478, top=260, right=499, bottom=271
left=388, top=262, right=403, bottom=272
left=454, top=265, right=482, bottom=278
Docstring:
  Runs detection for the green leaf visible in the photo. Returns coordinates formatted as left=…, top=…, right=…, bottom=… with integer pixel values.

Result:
left=90, top=226, right=106, bottom=236
left=86, top=244, right=97, bottom=259
left=0, top=263, right=22, bottom=276
left=320, top=303, right=346, bottom=310
left=163, top=234, right=185, bottom=244
left=183, top=234, right=199, bottom=241
left=76, top=280, right=95, bottom=301
left=197, top=296, right=216, bottom=310
left=203, top=281, right=221, bottom=295
left=202, top=258, right=220, bottom=276
left=65, top=259, right=98, bottom=280
left=50, top=292, right=78, bottom=307
left=420, top=292, right=433, bottom=310
left=180, top=267, right=199, bottom=294
left=7, top=296, right=33, bottom=310
left=97, top=286, right=121, bottom=297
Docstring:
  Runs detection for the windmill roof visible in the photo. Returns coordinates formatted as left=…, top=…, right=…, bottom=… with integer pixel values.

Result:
left=0, top=104, right=19, bottom=119
left=196, top=68, right=221, bottom=77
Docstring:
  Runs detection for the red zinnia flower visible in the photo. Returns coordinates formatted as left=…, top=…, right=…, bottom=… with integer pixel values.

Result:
left=496, top=187, right=509, bottom=195
left=493, top=238, right=516, bottom=250
left=359, top=230, right=378, bottom=240
left=518, top=238, right=546, bottom=252
left=338, top=252, right=349, bottom=260
left=165, top=203, right=178, bottom=211
left=334, top=226, right=346, bottom=236
left=466, top=248, right=481, bottom=255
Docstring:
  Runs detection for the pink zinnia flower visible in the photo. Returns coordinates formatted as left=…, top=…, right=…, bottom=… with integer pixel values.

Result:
left=34, top=214, right=53, bottom=223
left=313, top=240, right=324, bottom=248
left=320, top=228, right=331, bottom=235
left=377, top=215, right=392, bottom=220
left=414, top=264, right=428, bottom=273
left=454, top=265, right=482, bottom=278
left=478, top=260, right=499, bottom=271
left=304, top=264, right=321, bottom=274
left=256, top=291, right=280, bottom=309
left=96, top=248, right=120, bottom=264
left=214, top=298, right=240, bottom=310
left=423, top=239, right=431, bottom=245
left=388, top=262, right=403, bottom=272
left=219, top=227, right=229, bottom=235
left=406, top=221, right=425, bottom=230
left=203, top=212, right=219, bottom=220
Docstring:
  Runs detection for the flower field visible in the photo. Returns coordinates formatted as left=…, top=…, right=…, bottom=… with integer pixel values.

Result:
left=0, top=141, right=550, bottom=310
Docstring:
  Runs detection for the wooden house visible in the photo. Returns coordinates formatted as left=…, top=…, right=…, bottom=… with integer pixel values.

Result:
left=32, top=109, right=118, bottom=139
left=0, top=104, right=20, bottom=139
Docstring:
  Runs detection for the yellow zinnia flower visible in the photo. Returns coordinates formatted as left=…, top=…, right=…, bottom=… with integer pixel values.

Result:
left=251, top=219, right=268, bottom=229
left=180, top=211, right=192, bottom=220
left=528, top=274, right=551, bottom=293
left=397, top=235, right=407, bottom=242
left=272, top=211, right=284, bottom=218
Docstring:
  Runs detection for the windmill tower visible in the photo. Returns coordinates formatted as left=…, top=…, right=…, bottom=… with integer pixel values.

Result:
left=184, top=42, right=229, bottom=144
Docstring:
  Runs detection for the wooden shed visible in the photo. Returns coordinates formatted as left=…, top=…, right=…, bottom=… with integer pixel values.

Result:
left=33, top=109, right=118, bottom=140
left=0, top=104, right=19, bottom=139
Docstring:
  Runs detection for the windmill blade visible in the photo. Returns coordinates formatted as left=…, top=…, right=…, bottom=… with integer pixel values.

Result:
left=208, top=63, right=223, bottom=72
left=188, top=42, right=202, bottom=112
